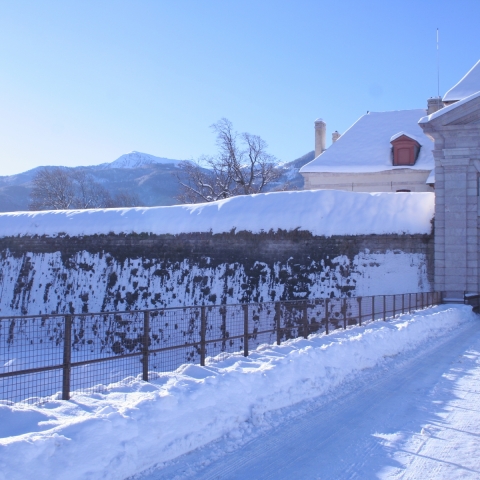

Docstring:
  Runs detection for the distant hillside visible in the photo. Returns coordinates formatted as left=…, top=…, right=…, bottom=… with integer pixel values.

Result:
left=0, top=150, right=314, bottom=212
left=267, top=150, right=315, bottom=191
left=96, top=151, right=184, bottom=169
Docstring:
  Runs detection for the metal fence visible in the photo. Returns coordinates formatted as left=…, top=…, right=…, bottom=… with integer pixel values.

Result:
left=0, top=292, right=443, bottom=404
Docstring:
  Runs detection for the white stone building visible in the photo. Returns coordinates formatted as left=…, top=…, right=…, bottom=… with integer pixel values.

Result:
left=300, top=110, right=435, bottom=193
left=419, top=59, right=480, bottom=300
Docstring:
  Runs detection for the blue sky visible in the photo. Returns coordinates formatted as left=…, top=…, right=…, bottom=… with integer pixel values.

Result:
left=1, top=0, right=479, bottom=175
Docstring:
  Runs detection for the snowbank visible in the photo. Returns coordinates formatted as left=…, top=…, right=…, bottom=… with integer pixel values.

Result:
left=0, top=305, right=474, bottom=480
left=0, top=189, right=434, bottom=238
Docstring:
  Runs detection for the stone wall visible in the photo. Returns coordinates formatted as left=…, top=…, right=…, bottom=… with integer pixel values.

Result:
left=420, top=93, right=480, bottom=298
left=0, top=230, right=433, bottom=316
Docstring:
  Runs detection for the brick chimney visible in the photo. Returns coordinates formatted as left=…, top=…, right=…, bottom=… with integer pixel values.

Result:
left=315, top=119, right=326, bottom=157
left=427, top=97, right=444, bottom=115
left=332, top=131, right=341, bottom=143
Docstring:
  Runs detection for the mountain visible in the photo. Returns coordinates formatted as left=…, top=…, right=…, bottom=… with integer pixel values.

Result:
left=0, top=151, right=314, bottom=212
left=269, top=150, right=315, bottom=191
left=97, top=151, right=185, bottom=169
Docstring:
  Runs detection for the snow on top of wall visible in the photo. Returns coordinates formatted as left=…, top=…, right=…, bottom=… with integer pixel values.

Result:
left=443, top=60, right=480, bottom=103
left=102, top=151, right=184, bottom=169
left=0, top=189, right=435, bottom=238
left=419, top=91, right=480, bottom=124
left=300, top=110, right=434, bottom=174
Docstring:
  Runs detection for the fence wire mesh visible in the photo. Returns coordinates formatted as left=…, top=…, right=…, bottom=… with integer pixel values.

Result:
left=0, top=292, right=443, bottom=404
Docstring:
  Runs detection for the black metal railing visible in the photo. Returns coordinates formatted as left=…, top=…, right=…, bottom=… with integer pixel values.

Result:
left=0, top=292, right=443, bottom=404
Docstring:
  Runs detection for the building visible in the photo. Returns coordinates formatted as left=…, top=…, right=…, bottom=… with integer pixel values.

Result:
left=300, top=109, right=435, bottom=193
left=419, top=59, right=480, bottom=300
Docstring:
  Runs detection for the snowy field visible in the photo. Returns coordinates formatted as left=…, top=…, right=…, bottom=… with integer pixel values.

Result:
left=0, top=304, right=478, bottom=480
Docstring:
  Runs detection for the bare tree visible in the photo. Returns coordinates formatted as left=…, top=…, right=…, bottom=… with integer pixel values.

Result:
left=29, top=167, right=77, bottom=210
left=71, top=170, right=112, bottom=209
left=175, top=157, right=237, bottom=203
left=109, top=191, right=141, bottom=208
left=176, top=119, right=281, bottom=203
left=29, top=167, right=142, bottom=211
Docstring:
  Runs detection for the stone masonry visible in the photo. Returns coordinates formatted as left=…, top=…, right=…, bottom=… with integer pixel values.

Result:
left=420, top=94, right=480, bottom=298
left=0, top=231, right=433, bottom=315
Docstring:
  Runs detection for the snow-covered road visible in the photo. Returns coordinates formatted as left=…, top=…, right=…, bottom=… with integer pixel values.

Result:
left=140, top=312, right=480, bottom=480
left=1, top=306, right=477, bottom=480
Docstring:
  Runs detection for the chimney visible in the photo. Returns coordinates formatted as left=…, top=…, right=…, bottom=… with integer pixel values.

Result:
left=314, top=119, right=326, bottom=157
left=427, top=96, right=444, bottom=115
left=332, top=131, right=341, bottom=143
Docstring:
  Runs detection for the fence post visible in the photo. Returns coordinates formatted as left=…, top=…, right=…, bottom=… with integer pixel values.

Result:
left=358, top=297, right=362, bottom=326
left=142, top=311, right=150, bottom=381
left=421, top=292, right=424, bottom=309
left=409, top=294, right=412, bottom=313
left=402, top=294, right=405, bottom=314
left=325, top=299, right=329, bottom=335
left=62, top=315, right=72, bottom=401
left=303, top=301, right=309, bottom=338
left=343, top=298, right=347, bottom=330
left=372, top=296, right=375, bottom=322
left=393, top=295, right=396, bottom=318
left=275, top=302, right=281, bottom=345
left=200, top=306, right=206, bottom=366
left=243, top=304, right=249, bottom=357
left=383, top=295, right=386, bottom=321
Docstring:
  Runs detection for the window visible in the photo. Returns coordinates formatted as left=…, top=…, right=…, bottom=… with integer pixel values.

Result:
left=390, top=134, right=421, bottom=166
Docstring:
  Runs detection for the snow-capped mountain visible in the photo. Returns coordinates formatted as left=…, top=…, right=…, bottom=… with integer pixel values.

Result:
left=0, top=151, right=313, bottom=212
left=100, top=151, right=185, bottom=169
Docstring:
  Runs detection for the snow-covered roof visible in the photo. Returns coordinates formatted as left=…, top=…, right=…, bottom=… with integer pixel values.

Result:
left=443, top=60, right=480, bottom=103
left=0, top=189, right=434, bottom=238
left=300, top=110, right=434, bottom=174
left=419, top=91, right=480, bottom=124
left=390, top=131, right=421, bottom=143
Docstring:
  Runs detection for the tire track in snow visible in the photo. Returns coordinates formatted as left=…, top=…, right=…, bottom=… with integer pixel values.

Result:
left=139, top=316, right=480, bottom=480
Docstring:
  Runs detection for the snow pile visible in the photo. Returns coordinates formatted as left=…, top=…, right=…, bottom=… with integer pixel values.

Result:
left=0, top=189, right=434, bottom=238
left=0, top=305, right=474, bottom=480
left=442, top=59, right=480, bottom=103
left=300, top=109, right=434, bottom=173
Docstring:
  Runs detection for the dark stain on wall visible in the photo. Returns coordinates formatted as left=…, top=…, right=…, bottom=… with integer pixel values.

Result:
left=0, top=230, right=433, bottom=315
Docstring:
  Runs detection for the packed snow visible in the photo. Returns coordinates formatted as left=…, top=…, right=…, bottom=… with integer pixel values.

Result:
left=149, top=306, right=480, bottom=480
left=0, top=189, right=434, bottom=238
left=442, top=59, right=480, bottom=103
left=0, top=305, right=476, bottom=480
left=299, top=110, right=434, bottom=173
left=101, top=151, right=184, bottom=169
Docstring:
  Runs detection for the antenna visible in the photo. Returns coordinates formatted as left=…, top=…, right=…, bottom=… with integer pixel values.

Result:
left=437, top=28, right=440, bottom=107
